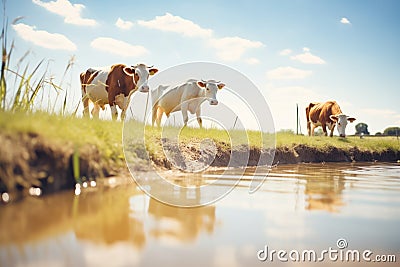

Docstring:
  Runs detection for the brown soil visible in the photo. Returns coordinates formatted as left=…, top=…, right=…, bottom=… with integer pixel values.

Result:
left=273, top=145, right=399, bottom=164
left=0, top=132, right=111, bottom=201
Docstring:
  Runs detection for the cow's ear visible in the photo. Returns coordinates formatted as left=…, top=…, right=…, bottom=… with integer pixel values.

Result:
left=347, top=117, right=356, bottom=123
left=330, top=115, right=338, bottom=122
left=197, top=81, right=206, bottom=88
left=123, top=67, right=135, bottom=76
left=217, top=83, right=225, bottom=90
left=149, top=68, right=158, bottom=75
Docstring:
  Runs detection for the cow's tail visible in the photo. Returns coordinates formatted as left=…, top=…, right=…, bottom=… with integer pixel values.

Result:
left=151, top=99, right=158, bottom=126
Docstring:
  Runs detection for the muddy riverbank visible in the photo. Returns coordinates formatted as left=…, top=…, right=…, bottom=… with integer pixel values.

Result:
left=1, top=131, right=399, bottom=200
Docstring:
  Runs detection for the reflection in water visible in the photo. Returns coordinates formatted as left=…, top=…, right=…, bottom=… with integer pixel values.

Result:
left=129, top=195, right=215, bottom=243
left=0, top=163, right=399, bottom=266
left=273, top=164, right=349, bottom=212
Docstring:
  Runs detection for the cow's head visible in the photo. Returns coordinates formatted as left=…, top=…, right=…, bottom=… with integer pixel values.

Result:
left=197, top=80, right=225, bottom=105
left=330, top=114, right=356, bottom=137
left=123, top=64, right=158, bottom=93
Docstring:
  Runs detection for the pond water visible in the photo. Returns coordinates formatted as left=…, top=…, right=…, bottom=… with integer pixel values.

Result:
left=1, top=163, right=399, bottom=266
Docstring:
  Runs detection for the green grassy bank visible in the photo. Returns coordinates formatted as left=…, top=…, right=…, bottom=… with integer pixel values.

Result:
left=1, top=111, right=399, bottom=199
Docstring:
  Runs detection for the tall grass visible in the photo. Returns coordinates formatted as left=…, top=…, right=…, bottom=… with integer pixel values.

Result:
left=0, top=7, right=76, bottom=114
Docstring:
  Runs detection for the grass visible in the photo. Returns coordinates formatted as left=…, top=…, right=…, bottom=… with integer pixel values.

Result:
left=276, top=131, right=400, bottom=152
left=2, top=111, right=399, bottom=168
left=1, top=10, right=78, bottom=116
left=0, top=111, right=125, bottom=165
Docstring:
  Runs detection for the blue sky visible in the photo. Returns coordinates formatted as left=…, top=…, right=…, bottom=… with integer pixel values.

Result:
left=4, top=0, right=400, bottom=134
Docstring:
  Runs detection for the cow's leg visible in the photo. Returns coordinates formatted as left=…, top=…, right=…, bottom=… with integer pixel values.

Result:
left=307, top=120, right=311, bottom=136
left=181, top=102, right=189, bottom=126
left=310, top=124, right=316, bottom=136
left=91, top=104, right=100, bottom=119
left=329, top=124, right=336, bottom=137
left=108, top=90, right=118, bottom=120
left=156, top=107, right=164, bottom=127
left=196, top=107, right=202, bottom=128
left=322, top=124, right=328, bottom=136
left=110, top=105, right=118, bottom=120
left=152, top=105, right=158, bottom=127
left=120, top=109, right=126, bottom=121
left=82, top=91, right=90, bottom=117
left=80, top=72, right=90, bottom=118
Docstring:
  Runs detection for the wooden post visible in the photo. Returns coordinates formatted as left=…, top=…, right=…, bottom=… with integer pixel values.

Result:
left=232, top=116, right=238, bottom=130
left=296, top=103, right=299, bottom=135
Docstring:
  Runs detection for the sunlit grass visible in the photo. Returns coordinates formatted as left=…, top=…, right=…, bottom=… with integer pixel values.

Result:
left=0, top=111, right=125, bottom=164
left=276, top=131, right=400, bottom=152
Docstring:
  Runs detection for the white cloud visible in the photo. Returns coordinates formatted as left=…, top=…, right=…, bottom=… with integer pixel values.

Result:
left=279, top=48, right=292, bottom=56
left=32, top=0, right=97, bottom=26
left=267, top=66, right=312, bottom=80
left=115, top=17, right=133, bottom=30
left=137, top=13, right=212, bottom=38
left=245, top=57, right=260, bottom=65
left=137, top=13, right=263, bottom=62
left=90, top=37, right=149, bottom=57
left=290, top=48, right=326, bottom=64
left=360, top=108, right=398, bottom=117
left=357, top=108, right=400, bottom=133
left=340, top=17, right=351, bottom=24
left=12, top=23, right=77, bottom=51
left=208, top=36, right=264, bottom=61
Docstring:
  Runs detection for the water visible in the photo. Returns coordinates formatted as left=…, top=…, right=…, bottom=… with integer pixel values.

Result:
left=1, top=163, right=399, bottom=266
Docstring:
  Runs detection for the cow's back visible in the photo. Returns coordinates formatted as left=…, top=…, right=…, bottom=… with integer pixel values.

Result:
left=156, top=81, right=204, bottom=115
left=158, top=85, right=185, bottom=115
left=309, top=101, right=342, bottom=124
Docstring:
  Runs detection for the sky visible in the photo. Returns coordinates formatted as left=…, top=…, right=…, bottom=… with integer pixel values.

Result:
left=3, top=0, right=400, bottom=134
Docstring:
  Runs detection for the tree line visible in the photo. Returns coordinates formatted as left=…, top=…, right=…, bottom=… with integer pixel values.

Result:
left=355, top=123, right=400, bottom=136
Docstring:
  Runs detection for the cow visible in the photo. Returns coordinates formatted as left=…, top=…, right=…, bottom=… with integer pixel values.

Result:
left=151, top=79, right=225, bottom=128
left=80, top=63, right=158, bottom=120
left=306, top=101, right=356, bottom=137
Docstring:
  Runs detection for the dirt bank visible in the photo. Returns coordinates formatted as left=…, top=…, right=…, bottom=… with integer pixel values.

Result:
left=160, top=141, right=400, bottom=167
left=1, top=132, right=399, bottom=200
left=273, top=144, right=400, bottom=164
left=0, top=132, right=111, bottom=201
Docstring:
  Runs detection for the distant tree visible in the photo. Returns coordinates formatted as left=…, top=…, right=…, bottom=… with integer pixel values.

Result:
left=383, top=127, right=400, bottom=136
left=355, top=123, right=370, bottom=135
left=375, top=132, right=382, bottom=136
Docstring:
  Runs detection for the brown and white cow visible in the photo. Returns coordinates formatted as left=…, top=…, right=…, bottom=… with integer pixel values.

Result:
left=306, top=101, right=356, bottom=137
left=80, top=63, right=158, bottom=120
